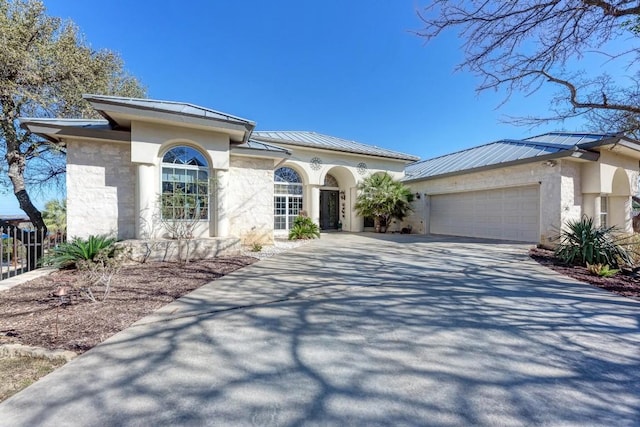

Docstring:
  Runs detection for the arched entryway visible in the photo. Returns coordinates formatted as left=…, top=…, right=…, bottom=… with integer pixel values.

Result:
left=608, top=168, right=632, bottom=231
left=319, top=166, right=357, bottom=231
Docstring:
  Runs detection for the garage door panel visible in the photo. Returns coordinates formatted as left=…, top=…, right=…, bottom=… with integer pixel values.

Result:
left=430, top=185, right=540, bottom=242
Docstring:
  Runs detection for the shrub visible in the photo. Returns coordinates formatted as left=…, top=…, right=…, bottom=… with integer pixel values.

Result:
left=586, top=263, right=618, bottom=277
left=41, top=235, right=117, bottom=269
left=555, top=216, right=632, bottom=268
left=76, top=247, right=126, bottom=302
left=288, top=216, right=320, bottom=240
left=251, top=243, right=263, bottom=252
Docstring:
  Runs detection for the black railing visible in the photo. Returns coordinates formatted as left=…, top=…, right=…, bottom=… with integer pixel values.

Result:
left=0, top=227, right=66, bottom=281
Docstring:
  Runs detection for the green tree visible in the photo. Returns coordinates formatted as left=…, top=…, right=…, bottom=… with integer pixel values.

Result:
left=418, top=1, right=640, bottom=136
left=42, top=199, right=66, bottom=234
left=0, top=0, right=145, bottom=238
left=354, top=172, right=413, bottom=233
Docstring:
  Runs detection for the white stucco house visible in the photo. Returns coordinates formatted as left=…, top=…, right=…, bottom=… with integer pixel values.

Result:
left=402, top=133, right=640, bottom=244
left=19, top=94, right=640, bottom=255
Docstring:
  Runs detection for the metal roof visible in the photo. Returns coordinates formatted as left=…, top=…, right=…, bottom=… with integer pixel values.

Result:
left=524, top=132, right=616, bottom=146
left=251, top=131, right=419, bottom=162
left=18, top=118, right=287, bottom=156
left=403, top=132, right=620, bottom=182
left=233, top=139, right=291, bottom=155
left=18, top=118, right=111, bottom=129
left=84, top=94, right=255, bottom=126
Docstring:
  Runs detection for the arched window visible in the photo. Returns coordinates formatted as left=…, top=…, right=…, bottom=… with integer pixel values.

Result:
left=324, top=173, right=339, bottom=188
left=161, top=146, right=209, bottom=220
left=274, top=167, right=303, bottom=230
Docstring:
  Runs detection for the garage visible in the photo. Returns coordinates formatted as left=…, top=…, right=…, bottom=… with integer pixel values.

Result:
left=429, top=185, right=540, bottom=242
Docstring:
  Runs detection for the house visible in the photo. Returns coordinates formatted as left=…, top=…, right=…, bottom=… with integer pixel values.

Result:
left=402, top=133, right=640, bottom=244
left=19, top=95, right=417, bottom=256
left=19, top=95, right=640, bottom=254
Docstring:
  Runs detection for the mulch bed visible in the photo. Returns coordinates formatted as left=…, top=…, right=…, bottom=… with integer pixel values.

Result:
left=529, top=247, right=640, bottom=301
left=0, top=257, right=256, bottom=354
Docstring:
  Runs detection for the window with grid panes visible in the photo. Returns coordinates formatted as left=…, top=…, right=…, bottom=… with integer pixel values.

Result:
left=274, top=167, right=303, bottom=230
left=161, top=146, right=209, bottom=220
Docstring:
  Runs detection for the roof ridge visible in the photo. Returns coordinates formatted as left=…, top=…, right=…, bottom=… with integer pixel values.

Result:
left=524, top=131, right=619, bottom=140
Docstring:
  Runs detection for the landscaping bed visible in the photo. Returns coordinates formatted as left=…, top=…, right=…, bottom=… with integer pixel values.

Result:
left=0, top=256, right=257, bottom=354
left=529, top=247, right=640, bottom=301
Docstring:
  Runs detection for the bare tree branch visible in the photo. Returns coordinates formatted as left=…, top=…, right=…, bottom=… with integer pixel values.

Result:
left=417, top=0, right=640, bottom=133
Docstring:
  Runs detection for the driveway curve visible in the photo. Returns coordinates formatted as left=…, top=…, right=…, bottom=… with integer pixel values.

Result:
left=0, top=233, right=639, bottom=426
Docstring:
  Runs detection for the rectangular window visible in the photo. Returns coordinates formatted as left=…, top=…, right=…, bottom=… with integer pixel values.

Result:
left=161, top=166, right=209, bottom=220
left=600, top=196, right=608, bottom=227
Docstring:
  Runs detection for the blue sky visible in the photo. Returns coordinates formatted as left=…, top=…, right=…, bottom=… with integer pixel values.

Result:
left=1, top=0, right=592, bottom=215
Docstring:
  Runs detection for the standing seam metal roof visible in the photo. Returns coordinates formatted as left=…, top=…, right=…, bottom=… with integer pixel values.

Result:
left=403, top=132, right=620, bottom=181
left=83, top=94, right=256, bottom=126
left=251, top=131, right=419, bottom=161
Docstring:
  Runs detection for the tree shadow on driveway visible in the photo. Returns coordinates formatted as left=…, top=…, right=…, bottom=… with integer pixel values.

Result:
left=0, top=234, right=639, bottom=426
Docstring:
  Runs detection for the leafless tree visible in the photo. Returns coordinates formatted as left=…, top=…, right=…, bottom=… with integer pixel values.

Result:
left=417, top=1, right=640, bottom=135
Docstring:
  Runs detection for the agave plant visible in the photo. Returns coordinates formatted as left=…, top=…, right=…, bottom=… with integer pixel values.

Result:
left=41, top=235, right=117, bottom=269
left=555, top=216, right=632, bottom=268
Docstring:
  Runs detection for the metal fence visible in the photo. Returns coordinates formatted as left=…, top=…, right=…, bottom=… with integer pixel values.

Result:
left=0, top=227, right=66, bottom=281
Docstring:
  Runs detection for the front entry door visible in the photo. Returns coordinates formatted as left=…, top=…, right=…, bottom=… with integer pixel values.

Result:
left=320, top=190, right=339, bottom=230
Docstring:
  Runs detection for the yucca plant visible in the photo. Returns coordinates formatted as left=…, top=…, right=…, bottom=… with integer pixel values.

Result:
left=41, top=235, right=117, bottom=269
left=288, top=215, right=321, bottom=240
left=555, top=216, right=632, bottom=268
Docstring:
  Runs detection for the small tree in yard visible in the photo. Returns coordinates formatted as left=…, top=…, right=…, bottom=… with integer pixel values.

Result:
left=0, top=0, right=145, bottom=266
left=158, top=183, right=208, bottom=264
left=355, top=172, right=413, bottom=233
left=42, top=199, right=66, bottom=235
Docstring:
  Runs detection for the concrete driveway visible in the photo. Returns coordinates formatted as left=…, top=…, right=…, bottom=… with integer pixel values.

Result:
left=1, top=233, right=639, bottom=426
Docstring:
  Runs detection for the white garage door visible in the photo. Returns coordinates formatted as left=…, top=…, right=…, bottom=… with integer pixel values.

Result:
left=430, top=185, right=540, bottom=242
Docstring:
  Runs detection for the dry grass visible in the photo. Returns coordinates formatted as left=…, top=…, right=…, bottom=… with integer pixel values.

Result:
left=0, top=355, right=66, bottom=402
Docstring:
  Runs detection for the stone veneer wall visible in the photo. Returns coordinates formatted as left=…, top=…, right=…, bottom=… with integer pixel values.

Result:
left=404, top=161, right=564, bottom=243
left=228, top=156, right=275, bottom=244
left=66, top=140, right=135, bottom=240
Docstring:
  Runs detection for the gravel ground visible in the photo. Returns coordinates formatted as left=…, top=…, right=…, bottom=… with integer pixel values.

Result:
left=240, top=238, right=311, bottom=260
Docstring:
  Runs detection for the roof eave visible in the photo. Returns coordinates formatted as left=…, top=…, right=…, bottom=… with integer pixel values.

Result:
left=403, top=148, right=598, bottom=183
left=20, top=120, right=130, bottom=144
left=230, top=146, right=291, bottom=160
left=84, top=94, right=256, bottom=142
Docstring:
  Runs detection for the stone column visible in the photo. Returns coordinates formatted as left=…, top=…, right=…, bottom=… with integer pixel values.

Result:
left=349, top=186, right=362, bottom=232
left=582, top=193, right=597, bottom=221
left=136, top=163, right=155, bottom=239
left=215, top=169, right=229, bottom=237
left=310, top=186, right=320, bottom=226
left=423, top=195, right=431, bottom=235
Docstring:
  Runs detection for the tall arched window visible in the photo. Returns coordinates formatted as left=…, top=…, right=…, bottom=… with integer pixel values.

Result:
left=161, top=146, right=209, bottom=220
left=274, top=167, right=303, bottom=230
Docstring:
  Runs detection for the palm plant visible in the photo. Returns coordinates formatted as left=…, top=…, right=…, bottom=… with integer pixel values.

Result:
left=40, top=235, right=117, bottom=269
left=354, top=172, right=413, bottom=233
left=288, top=215, right=321, bottom=240
left=42, top=199, right=67, bottom=234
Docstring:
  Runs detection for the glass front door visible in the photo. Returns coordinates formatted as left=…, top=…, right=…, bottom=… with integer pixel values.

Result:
left=320, top=190, right=339, bottom=230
